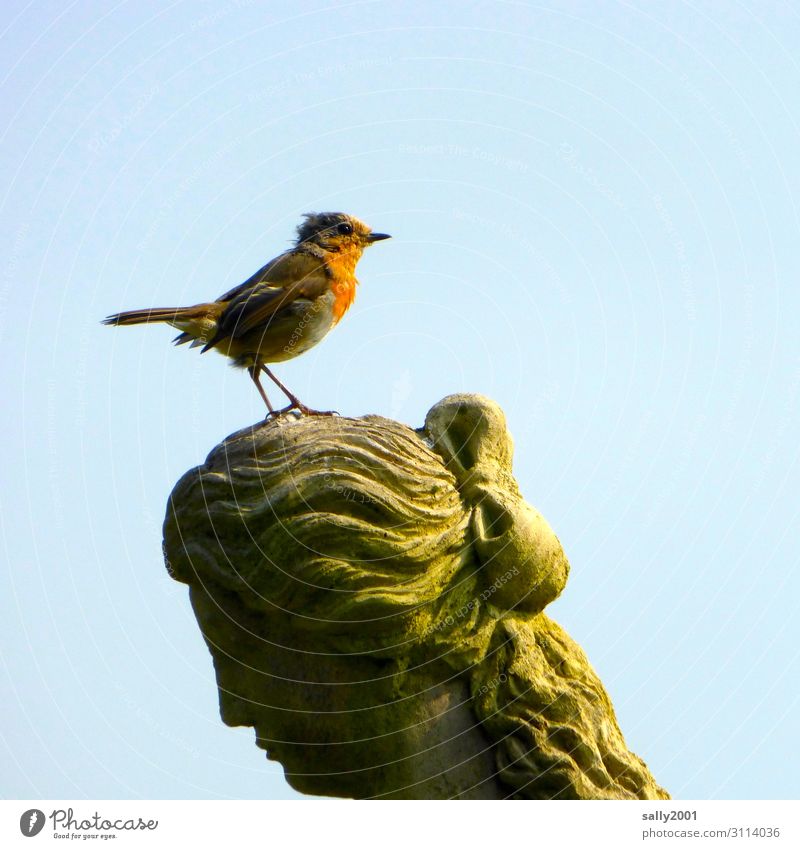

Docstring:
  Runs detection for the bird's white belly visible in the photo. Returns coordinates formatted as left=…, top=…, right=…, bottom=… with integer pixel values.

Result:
left=262, top=293, right=336, bottom=363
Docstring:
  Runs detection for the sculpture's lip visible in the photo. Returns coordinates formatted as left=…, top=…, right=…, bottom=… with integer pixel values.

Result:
left=262, top=746, right=282, bottom=764
left=255, top=733, right=281, bottom=761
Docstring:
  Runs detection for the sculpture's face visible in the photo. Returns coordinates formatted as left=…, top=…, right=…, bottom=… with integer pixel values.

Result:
left=190, top=584, right=398, bottom=796
left=190, top=581, right=499, bottom=798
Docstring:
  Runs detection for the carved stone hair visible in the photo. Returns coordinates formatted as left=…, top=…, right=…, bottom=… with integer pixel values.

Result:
left=164, top=394, right=668, bottom=799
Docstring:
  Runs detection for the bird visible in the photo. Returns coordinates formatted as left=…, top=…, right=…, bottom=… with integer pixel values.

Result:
left=102, top=212, right=390, bottom=416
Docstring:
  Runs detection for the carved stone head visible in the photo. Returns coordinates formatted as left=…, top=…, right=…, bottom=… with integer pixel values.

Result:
left=164, top=394, right=667, bottom=799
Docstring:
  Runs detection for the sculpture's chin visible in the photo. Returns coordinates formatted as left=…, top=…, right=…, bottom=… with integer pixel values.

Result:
left=268, top=747, right=356, bottom=799
left=283, top=771, right=349, bottom=799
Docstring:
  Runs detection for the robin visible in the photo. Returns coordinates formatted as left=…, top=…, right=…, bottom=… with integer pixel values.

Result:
left=103, top=212, right=390, bottom=416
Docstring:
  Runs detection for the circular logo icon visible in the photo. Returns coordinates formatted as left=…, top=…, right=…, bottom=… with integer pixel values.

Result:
left=19, top=809, right=46, bottom=837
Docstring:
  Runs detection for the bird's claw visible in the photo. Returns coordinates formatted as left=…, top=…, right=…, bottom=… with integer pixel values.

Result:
left=264, top=403, right=339, bottom=420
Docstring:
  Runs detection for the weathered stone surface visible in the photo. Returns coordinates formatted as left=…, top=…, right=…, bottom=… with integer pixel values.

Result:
left=163, top=394, right=669, bottom=799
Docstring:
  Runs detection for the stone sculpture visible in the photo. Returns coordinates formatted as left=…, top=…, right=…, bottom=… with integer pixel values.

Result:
left=163, top=394, right=669, bottom=799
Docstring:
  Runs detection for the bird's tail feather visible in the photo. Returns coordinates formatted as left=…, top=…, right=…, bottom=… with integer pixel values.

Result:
left=102, top=304, right=223, bottom=349
left=102, top=306, right=203, bottom=326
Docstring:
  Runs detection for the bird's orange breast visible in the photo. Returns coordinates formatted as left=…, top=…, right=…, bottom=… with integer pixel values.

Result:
left=331, top=277, right=358, bottom=324
left=325, top=249, right=361, bottom=324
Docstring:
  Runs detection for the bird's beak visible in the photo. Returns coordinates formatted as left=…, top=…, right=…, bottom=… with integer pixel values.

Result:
left=366, top=232, right=391, bottom=243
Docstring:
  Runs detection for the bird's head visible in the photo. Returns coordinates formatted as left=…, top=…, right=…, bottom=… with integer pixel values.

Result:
left=295, top=212, right=391, bottom=255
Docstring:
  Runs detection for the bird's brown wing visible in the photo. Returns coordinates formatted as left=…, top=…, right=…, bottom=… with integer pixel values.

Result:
left=203, top=250, right=330, bottom=351
left=215, top=252, right=288, bottom=303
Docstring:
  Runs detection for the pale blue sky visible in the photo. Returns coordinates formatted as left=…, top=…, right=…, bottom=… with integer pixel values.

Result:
left=2, top=1, right=799, bottom=800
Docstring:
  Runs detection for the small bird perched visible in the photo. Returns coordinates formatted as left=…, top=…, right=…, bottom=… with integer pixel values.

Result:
left=103, top=212, right=390, bottom=416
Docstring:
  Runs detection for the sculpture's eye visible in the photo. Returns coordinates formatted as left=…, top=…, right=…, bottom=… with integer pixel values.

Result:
left=337, top=222, right=354, bottom=235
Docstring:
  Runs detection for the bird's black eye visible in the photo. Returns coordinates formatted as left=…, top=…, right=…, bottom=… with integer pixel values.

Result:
left=337, top=222, right=354, bottom=235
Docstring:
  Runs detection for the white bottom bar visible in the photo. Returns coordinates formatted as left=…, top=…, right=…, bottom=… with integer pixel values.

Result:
left=3, top=800, right=797, bottom=849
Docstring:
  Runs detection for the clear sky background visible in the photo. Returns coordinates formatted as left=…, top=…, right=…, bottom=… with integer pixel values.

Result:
left=2, top=1, right=799, bottom=801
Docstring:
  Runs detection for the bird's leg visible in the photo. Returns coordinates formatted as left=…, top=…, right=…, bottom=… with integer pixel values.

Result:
left=248, top=365, right=275, bottom=417
left=259, top=365, right=337, bottom=417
